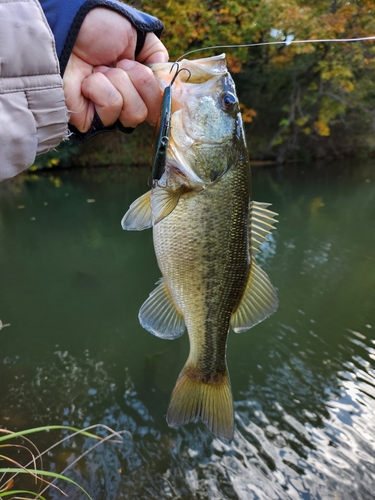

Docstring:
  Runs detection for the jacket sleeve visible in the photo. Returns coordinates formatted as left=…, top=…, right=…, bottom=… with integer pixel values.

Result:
left=39, top=0, right=165, bottom=144
left=39, top=0, right=164, bottom=75
left=0, top=0, right=69, bottom=182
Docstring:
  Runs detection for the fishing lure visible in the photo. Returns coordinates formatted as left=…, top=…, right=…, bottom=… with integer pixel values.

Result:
left=151, top=64, right=191, bottom=183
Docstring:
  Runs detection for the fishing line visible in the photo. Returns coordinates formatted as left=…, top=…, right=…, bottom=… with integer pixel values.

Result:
left=176, top=35, right=375, bottom=61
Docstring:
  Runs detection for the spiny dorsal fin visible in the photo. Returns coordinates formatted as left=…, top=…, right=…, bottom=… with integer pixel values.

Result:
left=139, top=278, right=186, bottom=339
left=121, top=190, right=152, bottom=231
left=151, top=186, right=182, bottom=224
left=167, top=362, right=234, bottom=442
left=230, top=260, right=278, bottom=333
left=250, top=201, right=278, bottom=254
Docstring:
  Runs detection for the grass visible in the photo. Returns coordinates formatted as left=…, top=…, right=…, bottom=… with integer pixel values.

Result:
left=0, top=424, right=127, bottom=499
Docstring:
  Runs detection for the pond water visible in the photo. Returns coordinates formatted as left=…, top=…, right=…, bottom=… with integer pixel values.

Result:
left=0, top=160, right=375, bottom=499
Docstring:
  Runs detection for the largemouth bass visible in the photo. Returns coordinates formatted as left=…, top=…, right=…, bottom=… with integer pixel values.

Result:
left=122, top=54, right=278, bottom=442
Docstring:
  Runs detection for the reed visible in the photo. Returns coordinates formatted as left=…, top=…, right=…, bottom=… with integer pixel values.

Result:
left=0, top=424, right=126, bottom=499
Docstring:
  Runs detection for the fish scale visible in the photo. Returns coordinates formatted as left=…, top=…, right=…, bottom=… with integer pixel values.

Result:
left=154, top=161, right=250, bottom=378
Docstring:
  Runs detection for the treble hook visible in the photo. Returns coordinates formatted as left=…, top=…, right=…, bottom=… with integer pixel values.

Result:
left=169, top=63, right=192, bottom=86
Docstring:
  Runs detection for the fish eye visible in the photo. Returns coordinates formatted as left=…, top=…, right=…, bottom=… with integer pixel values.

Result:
left=221, top=92, right=237, bottom=110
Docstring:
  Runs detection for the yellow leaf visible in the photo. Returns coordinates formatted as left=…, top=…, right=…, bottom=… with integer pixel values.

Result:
left=296, top=117, right=309, bottom=127
left=240, top=104, right=257, bottom=123
left=226, top=54, right=243, bottom=73
left=47, top=158, right=60, bottom=168
left=314, top=120, right=330, bottom=137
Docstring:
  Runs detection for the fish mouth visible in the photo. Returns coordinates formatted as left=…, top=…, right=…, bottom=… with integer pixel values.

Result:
left=150, top=54, right=229, bottom=88
left=151, top=54, right=237, bottom=189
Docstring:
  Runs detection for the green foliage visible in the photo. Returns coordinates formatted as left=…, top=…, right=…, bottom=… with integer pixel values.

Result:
left=41, top=0, right=375, bottom=168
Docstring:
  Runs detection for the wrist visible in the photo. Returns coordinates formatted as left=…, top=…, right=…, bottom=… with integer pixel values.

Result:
left=39, top=0, right=164, bottom=75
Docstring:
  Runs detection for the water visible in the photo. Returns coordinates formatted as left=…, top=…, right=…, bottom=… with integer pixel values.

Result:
left=0, top=161, right=374, bottom=499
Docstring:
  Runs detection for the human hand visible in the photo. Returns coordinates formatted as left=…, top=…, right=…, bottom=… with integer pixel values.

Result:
left=63, top=7, right=169, bottom=133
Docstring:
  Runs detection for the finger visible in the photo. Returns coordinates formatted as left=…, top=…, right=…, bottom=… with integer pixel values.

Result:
left=63, top=54, right=95, bottom=132
left=136, top=33, right=169, bottom=64
left=116, top=59, right=163, bottom=126
left=81, top=71, right=124, bottom=128
left=97, top=67, right=148, bottom=128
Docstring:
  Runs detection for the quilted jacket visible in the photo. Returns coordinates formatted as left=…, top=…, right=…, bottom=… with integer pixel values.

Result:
left=0, top=0, right=68, bottom=181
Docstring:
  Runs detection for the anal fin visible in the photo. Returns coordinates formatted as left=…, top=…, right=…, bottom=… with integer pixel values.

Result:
left=139, top=279, right=185, bottom=339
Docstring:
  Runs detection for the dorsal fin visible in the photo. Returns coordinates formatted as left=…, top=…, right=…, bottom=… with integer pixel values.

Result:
left=249, top=201, right=278, bottom=254
left=230, top=201, right=278, bottom=333
left=230, top=260, right=278, bottom=332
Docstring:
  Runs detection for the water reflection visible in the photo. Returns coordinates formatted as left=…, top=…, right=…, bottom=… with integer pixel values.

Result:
left=0, top=162, right=375, bottom=499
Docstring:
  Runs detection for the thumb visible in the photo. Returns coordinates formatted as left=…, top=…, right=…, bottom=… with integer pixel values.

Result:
left=136, top=33, right=169, bottom=64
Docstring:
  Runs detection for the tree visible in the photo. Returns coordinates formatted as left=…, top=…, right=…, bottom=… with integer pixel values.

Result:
left=137, top=0, right=375, bottom=161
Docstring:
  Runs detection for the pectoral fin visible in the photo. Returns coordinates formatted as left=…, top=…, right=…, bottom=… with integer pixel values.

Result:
left=121, top=187, right=181, bottom=230
left=121, top=191, right=152, bottom=231
left=151, top=186, right=182, bottom=224
left=139, top=279, right=186, bottom=339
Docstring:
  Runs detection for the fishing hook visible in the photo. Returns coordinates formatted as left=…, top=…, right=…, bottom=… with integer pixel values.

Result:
left=169, top=63, right=192, bottom=86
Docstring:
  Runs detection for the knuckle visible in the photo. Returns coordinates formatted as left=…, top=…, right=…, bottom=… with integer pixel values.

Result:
left=124, top=103, right=148, bottom=127
left=138, top=66, right=154, bottom=87
left=133, top=105, right=148, bottom=124
left=107, top=88, right=123, bottom=110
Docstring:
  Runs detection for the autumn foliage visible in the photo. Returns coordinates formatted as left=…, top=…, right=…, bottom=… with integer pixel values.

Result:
left=135, top=0, right=375, bottom=161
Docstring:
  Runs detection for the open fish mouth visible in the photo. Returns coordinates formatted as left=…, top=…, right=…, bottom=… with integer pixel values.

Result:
left=150, top=54, right=241, bottom=188
left=150, top=54, right=230, bottom=88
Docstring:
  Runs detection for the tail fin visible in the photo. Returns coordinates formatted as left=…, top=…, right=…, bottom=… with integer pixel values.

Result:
left=166, top=364, right=234, bottom=442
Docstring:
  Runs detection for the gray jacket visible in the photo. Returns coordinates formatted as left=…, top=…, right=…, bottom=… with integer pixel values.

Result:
left=0, top=0, right=68, bottom=182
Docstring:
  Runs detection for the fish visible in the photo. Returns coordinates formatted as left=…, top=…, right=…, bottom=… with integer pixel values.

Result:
left=121, top=54, right=278, bottom=442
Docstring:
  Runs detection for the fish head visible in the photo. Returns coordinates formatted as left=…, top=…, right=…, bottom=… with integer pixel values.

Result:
left=151, top=54, right=245, bottom=189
